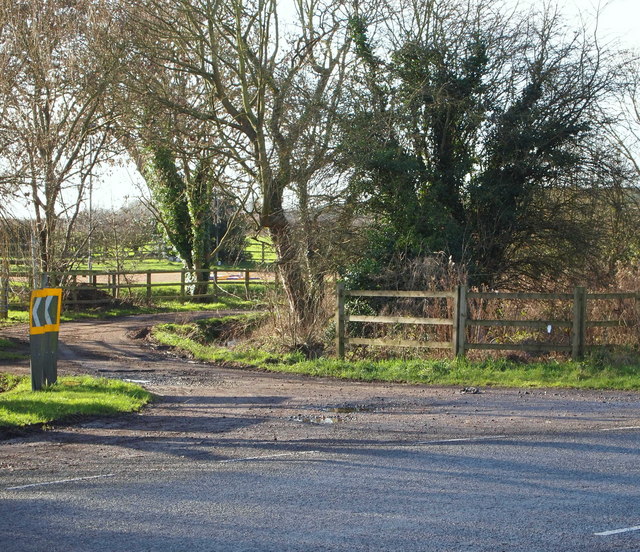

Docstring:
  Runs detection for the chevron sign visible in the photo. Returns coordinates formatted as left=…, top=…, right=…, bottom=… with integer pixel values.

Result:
left=30, top=288, right=62, bottom=335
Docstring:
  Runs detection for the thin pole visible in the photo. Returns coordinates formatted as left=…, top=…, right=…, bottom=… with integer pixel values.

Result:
left=88, top=140, right=93, bottom=272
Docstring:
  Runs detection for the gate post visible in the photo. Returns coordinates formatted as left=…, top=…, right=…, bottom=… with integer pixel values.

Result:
left=0, top=274, right=8, bottom=320
left=336, top=282, right=345, bottom=359
left=454, top=285, right=468, bottom=357
left=146, top=271, right=152, bottom=303
left=572, top=287, right=587, bottom=361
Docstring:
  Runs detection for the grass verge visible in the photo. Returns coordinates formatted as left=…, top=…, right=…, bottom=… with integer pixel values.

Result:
left=153, top=321, right=640, bottom=390
left=0, top=375, right=153, bottom=428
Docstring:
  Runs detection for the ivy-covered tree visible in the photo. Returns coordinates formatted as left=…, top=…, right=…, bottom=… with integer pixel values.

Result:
left=142, top=145, right=247, bottom=297
left=142, top=147, right=212, bottom=296
left=94, top=14, right=248, bottom=298
left=342, top=1, right=627, bottom=289
left=111, top=0, right=354, bottom=329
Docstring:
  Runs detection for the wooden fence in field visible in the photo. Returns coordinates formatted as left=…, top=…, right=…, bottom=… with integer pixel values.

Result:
left=335, top=284, right=639, bottom=361
left=28, top=268, right=273, bottom=306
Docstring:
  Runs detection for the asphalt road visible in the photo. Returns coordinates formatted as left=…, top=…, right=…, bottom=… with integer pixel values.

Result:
left=2, top=428, right=640, bottom=551
left=1, top=314, right=639, bottom=551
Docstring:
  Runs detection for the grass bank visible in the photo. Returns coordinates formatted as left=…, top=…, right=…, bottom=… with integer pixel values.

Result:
left=153, top=320, right=640, bottom=391
left=0, top=374, right=152, bottom=428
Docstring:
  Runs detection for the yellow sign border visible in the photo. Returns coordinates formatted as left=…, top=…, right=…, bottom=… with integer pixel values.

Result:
left=30, top=288, right=62, bottom=335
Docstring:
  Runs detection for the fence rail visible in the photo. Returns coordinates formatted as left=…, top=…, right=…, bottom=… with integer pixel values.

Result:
left=336, top=284, right=639, bottom=361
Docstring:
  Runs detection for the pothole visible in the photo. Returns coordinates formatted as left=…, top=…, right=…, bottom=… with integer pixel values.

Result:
left=127, top=327, right=151, bottom=340
left=97, top=369, right=157, bottom=373
left=289, top=414, right=343, bottom=425
left=323, top=404, right=379, bottom=414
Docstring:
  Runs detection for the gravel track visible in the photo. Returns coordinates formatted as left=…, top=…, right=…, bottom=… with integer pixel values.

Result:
left=1, top=312, right=639, bottom=465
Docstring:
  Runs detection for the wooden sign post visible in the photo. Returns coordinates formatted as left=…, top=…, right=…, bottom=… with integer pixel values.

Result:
left=30, top=288, right=62, bottom=390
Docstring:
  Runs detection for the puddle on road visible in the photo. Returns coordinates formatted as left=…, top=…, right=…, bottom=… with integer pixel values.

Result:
left=288, top=404, right=381, bottom=425
left=289, top=414, right=342, bottom=425
left=324, top=404, right=378, bottom=414
left=97, top=368, right=157, bottom=373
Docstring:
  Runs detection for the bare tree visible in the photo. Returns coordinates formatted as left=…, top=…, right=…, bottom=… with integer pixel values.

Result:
left=0, top=2, right=21, bottom=209
left=604, top=56, right=640, bottom=270
left=0, top=0, right=115, bottom=276
left=117, top=0, right=355, bottom=326
left=609, top=56, right=640, bottom=171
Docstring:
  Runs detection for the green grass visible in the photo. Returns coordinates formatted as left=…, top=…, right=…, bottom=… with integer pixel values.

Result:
left=87, top=258, right=184, bottom=272
left=61, top=243, right=276, bottom=272
left=152, top=322, right=640, bottom=390
left=153, top=323, right=303, bottom=366
left=0, top=375, right=153, bottom=428
left=61, top=297, right=256, bottom=321
left=0, top=289, right=259, bottom=326
left=0, top=311, right=29, bottom=328
left=245, top=237, right=277, bottom=264
left=0, top=338, right=29, bottom=361
left=10, top=252, right=275, bottom=276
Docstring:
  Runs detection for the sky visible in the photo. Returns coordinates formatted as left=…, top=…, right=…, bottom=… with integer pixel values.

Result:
left=12, top=0, right=640, bottom=217
left=536, top=0, right=640, bottom=46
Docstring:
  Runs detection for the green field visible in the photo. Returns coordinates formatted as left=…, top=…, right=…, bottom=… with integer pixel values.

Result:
left=7, top=235, right=276, bottom=275
left=244, top=237, right=277, bottom=264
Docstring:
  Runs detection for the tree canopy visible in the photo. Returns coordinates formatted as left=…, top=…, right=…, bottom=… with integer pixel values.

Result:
left=340, top=0, right=631, bottom=289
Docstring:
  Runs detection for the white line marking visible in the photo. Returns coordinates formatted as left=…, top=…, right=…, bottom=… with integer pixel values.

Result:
left=595, top=525, right=640, bottom=536
left=32, top=297, right=42, bottom=327
left=416, top=435, right=507, bottom=445
left=219, top=451, right=320, bottom=464
left=600, top=426, right=640, bottom=432
left=44, top=295, right=54, bottom=325
left=6, top=474, right=115, bottom=491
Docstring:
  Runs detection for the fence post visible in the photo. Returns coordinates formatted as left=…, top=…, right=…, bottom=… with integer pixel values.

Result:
left=454, top=285, right=468, bottom=357
left=72, top=274, right=78, bottom=305
left=245, top=270, right=250, bottom=299
left=146, top=271, right=152, bottom=303
left=110, top=272, right=117, bottom=298
left=572, top=286, right=587, bottom=361
left=211, top=269, right=218, bottom=298
left=180, top=269, right=186, bottom=302
left=0, top=274, right=8, bottom=319
left=336, top=282, right=345, bottom=359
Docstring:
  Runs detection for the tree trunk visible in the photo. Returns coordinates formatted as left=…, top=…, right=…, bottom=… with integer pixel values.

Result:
left=268, top=215, right=318, bottom=329
left=188, top=262, right=210, bottom=300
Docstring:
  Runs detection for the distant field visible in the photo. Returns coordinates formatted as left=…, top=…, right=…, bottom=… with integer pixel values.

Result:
left=7, top=237, right=276, bottom=274
left=245, top=237, right=277, bottom=264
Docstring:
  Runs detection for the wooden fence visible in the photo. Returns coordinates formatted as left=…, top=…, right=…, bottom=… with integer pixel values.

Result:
left=30, top=268, right=273, bottom=306
left=335, top=284, right=639, bottom=361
